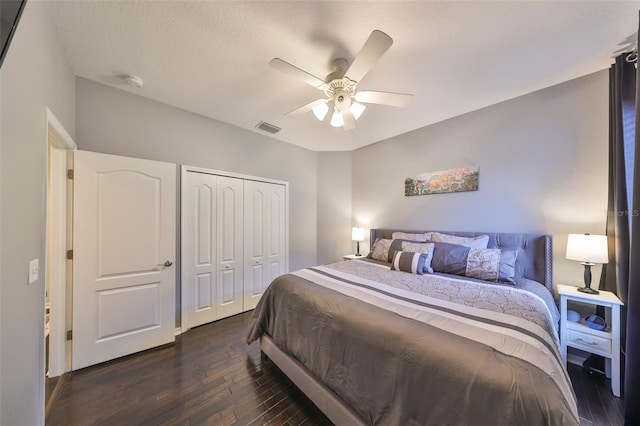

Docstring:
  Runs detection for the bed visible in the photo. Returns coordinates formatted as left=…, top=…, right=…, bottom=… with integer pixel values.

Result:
left=247, top=229, right=578, bottom=425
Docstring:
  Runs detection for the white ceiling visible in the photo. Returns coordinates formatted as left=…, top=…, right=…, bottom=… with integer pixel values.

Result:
left=45, top=1, right=639, bottom=152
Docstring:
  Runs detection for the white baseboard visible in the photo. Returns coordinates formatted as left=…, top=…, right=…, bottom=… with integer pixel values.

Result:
left=174, top=327, right=182, bottom=336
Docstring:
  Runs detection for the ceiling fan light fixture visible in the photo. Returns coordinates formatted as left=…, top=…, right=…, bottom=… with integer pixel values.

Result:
left=330, top=110, right=344, bottom=127
left=312, top=101, right=329, bottom=121
left=271, top=29, right=413, bottom=132
left=350, top=102, right=366, bottom=120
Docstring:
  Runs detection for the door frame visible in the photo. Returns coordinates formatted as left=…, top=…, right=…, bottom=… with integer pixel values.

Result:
left=44, top=107, right=76, bottom=378
left=180, top=165, right=289, bottom=333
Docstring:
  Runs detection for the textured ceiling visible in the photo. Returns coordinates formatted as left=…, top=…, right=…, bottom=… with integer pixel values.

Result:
left=45, top=1, right=640, bottom=152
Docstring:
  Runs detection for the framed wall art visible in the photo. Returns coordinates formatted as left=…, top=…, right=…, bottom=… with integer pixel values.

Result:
left=405, top=166, right=478, bottom=196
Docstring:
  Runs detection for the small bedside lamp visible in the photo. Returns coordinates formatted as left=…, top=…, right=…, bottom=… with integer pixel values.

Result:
left=352, top=227, right=365, bottom=256
left=565, top=233, right=609, bottom=294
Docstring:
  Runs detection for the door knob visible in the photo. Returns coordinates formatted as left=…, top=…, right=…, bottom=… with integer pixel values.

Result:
left=157, top=260, right=173, bottom=267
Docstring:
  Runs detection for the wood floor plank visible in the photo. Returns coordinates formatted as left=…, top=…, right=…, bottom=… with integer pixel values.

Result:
left=46, top=311, right=625, bottom=426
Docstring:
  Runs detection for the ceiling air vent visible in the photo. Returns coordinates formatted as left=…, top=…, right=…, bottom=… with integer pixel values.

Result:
left=255, top=121, right=281, bottom=134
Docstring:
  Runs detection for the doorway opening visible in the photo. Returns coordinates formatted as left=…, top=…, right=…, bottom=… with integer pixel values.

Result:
left=43, top=108, right=75, bottom=415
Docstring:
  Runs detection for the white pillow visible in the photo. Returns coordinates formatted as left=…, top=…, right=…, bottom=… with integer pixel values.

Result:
left=430, top=232, right=489, bottom=249
left=391, top=232, right=433, bottom=242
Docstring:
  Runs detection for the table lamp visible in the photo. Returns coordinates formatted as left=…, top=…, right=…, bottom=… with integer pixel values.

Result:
left=352, top=227, right=365, bottom=256
left=565, top=233, right=609, bottom=294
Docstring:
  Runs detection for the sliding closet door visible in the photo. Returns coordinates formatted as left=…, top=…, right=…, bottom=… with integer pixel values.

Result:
left=244, top=180, right=286, bottom=311
left=216, top=176, right=244, bottom=319
left=182, top=171, right=217, bottom=329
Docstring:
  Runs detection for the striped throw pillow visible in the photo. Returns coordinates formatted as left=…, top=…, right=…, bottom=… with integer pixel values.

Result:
left=390, top=251, right=428, bottom=275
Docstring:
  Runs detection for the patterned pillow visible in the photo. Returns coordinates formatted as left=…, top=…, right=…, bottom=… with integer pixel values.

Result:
left=401, top=242, right=435, bottom=273
left=390, top=251, right=428, bottom=275
left=430, top=232, right=489, bottom=249
left=370, top=238, right=393, bottom=262
left=431, top=241, right=518, bottom=283
left=466, top=248, right=517, bottom=282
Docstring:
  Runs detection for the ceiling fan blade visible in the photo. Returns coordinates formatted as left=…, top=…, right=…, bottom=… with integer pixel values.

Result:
left=286, top=98, right=327, bottom=116
left=345, top=30, right=393, bottom=83
left=342, top=110, right=356, bottom=131
left=355, top=91, right=413, bottom=107
left=269, top=58, right=326, bottom=89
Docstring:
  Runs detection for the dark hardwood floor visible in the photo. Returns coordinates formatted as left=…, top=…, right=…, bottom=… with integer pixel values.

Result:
left=47, top=312, right=624, bottom=425
left=569, top=362, right=624, bottom=426
left=47, top=312, right=331, bottom=426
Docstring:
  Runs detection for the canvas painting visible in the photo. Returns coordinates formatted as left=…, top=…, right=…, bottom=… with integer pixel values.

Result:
left=405, top=166, right=479, bottom=196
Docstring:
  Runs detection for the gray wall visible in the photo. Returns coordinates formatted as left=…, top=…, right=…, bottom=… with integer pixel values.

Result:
left=0, top=2, right=76, bottom=424
left=75, top=77, right=319, bottom=322
left=353, top=71, right=609, bottom=285
left=317, top=151, right=353, bottom=264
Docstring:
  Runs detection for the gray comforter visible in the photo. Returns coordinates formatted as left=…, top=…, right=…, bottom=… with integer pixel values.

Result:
left=247, top=260, right=579, bottom=426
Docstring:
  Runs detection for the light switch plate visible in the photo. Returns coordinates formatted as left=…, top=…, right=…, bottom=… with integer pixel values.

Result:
left=28, top=258, right=39, bottom=284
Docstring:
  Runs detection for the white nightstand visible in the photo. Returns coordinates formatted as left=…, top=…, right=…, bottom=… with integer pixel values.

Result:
left=558, top=284, right=623, bottom=397
left=343, top=254, right=365, bottom=260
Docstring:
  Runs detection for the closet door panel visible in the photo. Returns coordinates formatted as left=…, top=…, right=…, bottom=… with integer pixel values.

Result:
left=244, top=181, right=286, bottom=311
left=182, top=171, right=217, bottom=329
left=216, top=176, right=244, bottom=319
left=196, top=273, right=212, bottom=311
left=244, top=181, right=265, bottom=311
left=267, top=185, right=286, bottom=279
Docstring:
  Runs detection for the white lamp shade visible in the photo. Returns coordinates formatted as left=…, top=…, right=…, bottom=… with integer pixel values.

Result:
left=350, top=102, right=366, bottom=120
left=330, top=110, right=343, bottom=127
left=351, top=227, right=365, bottom=242
left=312, top=101, right=329, bottom=121
left=566, top=234, right=609, bottom=264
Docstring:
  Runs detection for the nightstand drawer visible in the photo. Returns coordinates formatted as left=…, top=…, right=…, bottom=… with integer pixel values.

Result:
left=567, top=329, right=611, bottom=354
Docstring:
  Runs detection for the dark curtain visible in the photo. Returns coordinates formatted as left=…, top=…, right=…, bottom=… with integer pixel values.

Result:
left=600, top=19, right=640, bottom=425
left=601, top=54, right=635, bottom=299
left=625, top=19, right=640, bottom=424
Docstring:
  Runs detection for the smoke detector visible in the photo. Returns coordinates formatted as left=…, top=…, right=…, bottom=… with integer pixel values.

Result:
left=124, top=74, right=144, bottom=89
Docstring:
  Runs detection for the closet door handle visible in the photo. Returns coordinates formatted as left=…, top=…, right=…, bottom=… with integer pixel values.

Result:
left=157, top=260, right=173, bottom=267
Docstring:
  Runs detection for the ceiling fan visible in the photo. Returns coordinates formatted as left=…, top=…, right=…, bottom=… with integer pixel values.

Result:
left=270, top=30, right=413, bottom=131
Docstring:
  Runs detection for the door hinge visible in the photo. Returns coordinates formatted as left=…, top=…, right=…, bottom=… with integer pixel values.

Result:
left=66, top=250, right=73, bottom=260
left=67, top=169, right=74, bottom=179
left=66, top=330, right=72, bottom=341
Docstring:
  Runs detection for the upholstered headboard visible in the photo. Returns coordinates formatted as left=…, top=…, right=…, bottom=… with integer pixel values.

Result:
left=370, top=229, right=554, bottom=292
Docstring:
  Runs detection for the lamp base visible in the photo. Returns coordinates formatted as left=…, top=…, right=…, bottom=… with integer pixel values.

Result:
left=354, top=254, right=362, bottom=257
left=578, top=263, right=599, bottom=294
left=577, top=286, right=600, bottom=295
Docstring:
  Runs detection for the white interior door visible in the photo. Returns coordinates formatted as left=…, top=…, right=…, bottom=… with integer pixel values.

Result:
left=72, top=150, right=176, bottom=370
left=216, top=176, right=244, bottom=319
left=244, top=180, right=286, bottom=311
left=181, top=171, right=217, bottom=329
